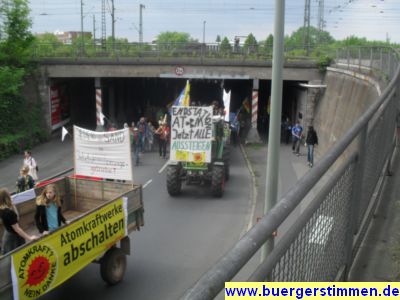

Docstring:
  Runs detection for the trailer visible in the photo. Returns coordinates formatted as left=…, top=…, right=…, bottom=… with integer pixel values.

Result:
left=0, top=176, right=143, bottom=300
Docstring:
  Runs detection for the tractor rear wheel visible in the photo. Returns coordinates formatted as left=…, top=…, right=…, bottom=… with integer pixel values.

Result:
left=211, top=164, right=224, bottom=197
left=167, top=164, right=181, bottom=196
left=223, top=148, right=230, bottom=181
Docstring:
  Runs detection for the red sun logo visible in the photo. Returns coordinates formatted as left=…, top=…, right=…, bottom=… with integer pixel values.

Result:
left=26, top=256, right=50, bottom=286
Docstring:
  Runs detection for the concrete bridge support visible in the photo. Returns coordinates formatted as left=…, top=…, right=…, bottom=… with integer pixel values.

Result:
left=301, top=80, right=326, bottom=128
left=246, top=78, right=262, bottom=144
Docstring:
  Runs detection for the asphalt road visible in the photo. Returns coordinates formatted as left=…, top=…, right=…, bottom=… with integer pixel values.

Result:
left=6, top=138, right=252, bottom=300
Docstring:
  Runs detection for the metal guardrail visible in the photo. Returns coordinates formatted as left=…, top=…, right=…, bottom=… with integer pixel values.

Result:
left=31, top=42, right=332, bottom=62
left=180, top=47, right=400, bottom=299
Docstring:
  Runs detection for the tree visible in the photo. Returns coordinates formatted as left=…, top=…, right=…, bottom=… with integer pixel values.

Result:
left=243, top=33, right=258, bottom=54
left=261, top=34, right=274, bottom=56
left=216, top=35, right=221, bottom=43
left=155, top=31, right=196, bottom=50
left=285, top=26, right=334, bottom=52
left=219, top=37, right=232, bottom=54
left=34, top=33, right=64, bottom=57
left=0, top=0, right=34, bottom=67
left=0, top=0, right=45, bottom=150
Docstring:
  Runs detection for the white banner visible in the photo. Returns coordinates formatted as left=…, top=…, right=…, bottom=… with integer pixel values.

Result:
left=223, top=89, right=231, bottom=122
left=170, top=106, right=213, bottom=163
left=11, top=189, right=36, bottom=205
left=73, top=126, right=132, bottom=181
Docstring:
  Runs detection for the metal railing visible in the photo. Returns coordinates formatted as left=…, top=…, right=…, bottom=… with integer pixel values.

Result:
left=181, top=47, right=400, bottom=299
left=31, top=41, right=333, bottom=63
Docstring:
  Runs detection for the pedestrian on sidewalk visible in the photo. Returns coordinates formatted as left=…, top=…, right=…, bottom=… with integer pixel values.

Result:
left=291, top=121, right=303, bottom=156
left=16, top=166, right=34, bottom=193
left=0, top=188, right=38, bottom=254
left=305, top=126, right=318, bottom=168
left=23, top=150, right=38, bottom=182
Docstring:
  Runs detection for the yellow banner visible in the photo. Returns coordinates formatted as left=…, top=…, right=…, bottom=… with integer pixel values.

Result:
left=11, top=198, right=127, bottom=300
left=225, top=282, right=400, bottom=299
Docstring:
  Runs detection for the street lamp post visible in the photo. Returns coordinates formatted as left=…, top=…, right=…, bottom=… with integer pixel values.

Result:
left=202, top=20, right=206, bottom=44
left=80, top=0, right=84, bottom=54
left=261, top=0, right=286, bottom=260
left=139, top=4, right=145, bottom=43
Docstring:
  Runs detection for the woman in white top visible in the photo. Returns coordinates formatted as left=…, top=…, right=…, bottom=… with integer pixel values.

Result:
left=23, top=150, right=38, bottom=182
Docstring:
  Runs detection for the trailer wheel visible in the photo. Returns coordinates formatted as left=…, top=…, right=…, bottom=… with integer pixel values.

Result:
left=100, top=247, right=127, bottom=285
left=211, top=164, right=224, bottom=198
left=167, top=164, right=181, bottom=196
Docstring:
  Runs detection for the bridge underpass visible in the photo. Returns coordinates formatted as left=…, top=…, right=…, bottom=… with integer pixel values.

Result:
left=49, top=76, right=306, bottom=138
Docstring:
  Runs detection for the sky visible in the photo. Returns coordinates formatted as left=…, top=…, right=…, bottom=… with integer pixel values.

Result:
left=28, top=0, right=400, bottom=44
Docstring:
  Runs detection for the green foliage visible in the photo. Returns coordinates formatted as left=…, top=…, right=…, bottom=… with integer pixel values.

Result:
left=0, top=0, right=46, bottom=160
left=220, top=37, right=232, bottom=54
left=243, top=33, right=258, bottom=54
left=155, top=31, right=195, bottom=49
left=262, top=34, right=274, bottom=54
left=0, top=0, right=34, bottom=67
left=285, top=26, right=335, bottom=51
left=317, top=55, right=334, bottom=72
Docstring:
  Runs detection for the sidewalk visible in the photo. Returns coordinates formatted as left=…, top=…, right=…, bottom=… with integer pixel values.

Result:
left=1, top=135, right=399, bottom=281
left=349, top=147, right=400, bottom=281
left=0, top=136, right=73, bottom=192
left=243, top=140, right=400, bottom=282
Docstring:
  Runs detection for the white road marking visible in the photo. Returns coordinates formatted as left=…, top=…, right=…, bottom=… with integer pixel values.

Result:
left=158, top=161, right=169, bottom=174
left=143, top=179, right=153, bottom=189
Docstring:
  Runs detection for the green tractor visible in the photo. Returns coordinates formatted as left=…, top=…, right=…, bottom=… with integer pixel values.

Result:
left=166, top=115, right=230, bottom=198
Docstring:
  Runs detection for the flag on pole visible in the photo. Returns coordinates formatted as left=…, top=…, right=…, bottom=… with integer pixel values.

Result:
left=61, top=126, right=69, bottom=142
left=223, top=89, right=231, bottom=122
left=100, top=111, right=106, bottom=126
left=242, top=98, right=251, bottom=113
left=173, top=80, right=191, bottom=107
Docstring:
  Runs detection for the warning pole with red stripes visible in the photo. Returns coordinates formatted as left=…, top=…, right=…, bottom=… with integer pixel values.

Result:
left=251, top=89, right=258, bottom=128
left=96, top=88, right=103, bottom=127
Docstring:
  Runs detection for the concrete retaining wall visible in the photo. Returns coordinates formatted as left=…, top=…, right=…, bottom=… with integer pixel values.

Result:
left=313, top=68, right=381, bottom=159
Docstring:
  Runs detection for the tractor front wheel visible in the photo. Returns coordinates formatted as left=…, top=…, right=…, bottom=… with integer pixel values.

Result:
left=167, top=164, right=182, bottom=196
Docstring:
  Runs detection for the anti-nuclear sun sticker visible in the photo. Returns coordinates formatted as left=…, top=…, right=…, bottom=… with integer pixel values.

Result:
left=12, top=244, right=58, bottom=300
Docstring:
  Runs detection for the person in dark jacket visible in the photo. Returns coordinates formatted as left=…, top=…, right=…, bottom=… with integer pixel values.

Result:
left=16, top=166, right=34, bottom=193
left=305, top=126, right=319, bottom=167
left=0, top=188, right=38, bottom=255
left=35, top=184, right=68, bottom=235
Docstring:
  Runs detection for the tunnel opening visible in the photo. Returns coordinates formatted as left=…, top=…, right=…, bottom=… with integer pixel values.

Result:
left=55, top=77, right=307, bottom=136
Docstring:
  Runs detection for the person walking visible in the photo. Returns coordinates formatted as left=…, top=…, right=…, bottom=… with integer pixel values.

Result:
left=35, top=184, right=68, bottom=235
left=282, top=117, right=292, bottom=144
left=132, top=127, right=141, bottom=166
left=23, top=150, right=38, bottom=182
left=291, top=121, right=303, bottom=156
left=305, top=126, right=319, bottom=167
left=155, top=122, right=169, bottom=159
left=0, top=188, right=38, bottom=254
left=16, top=166, right=34, bottom=193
